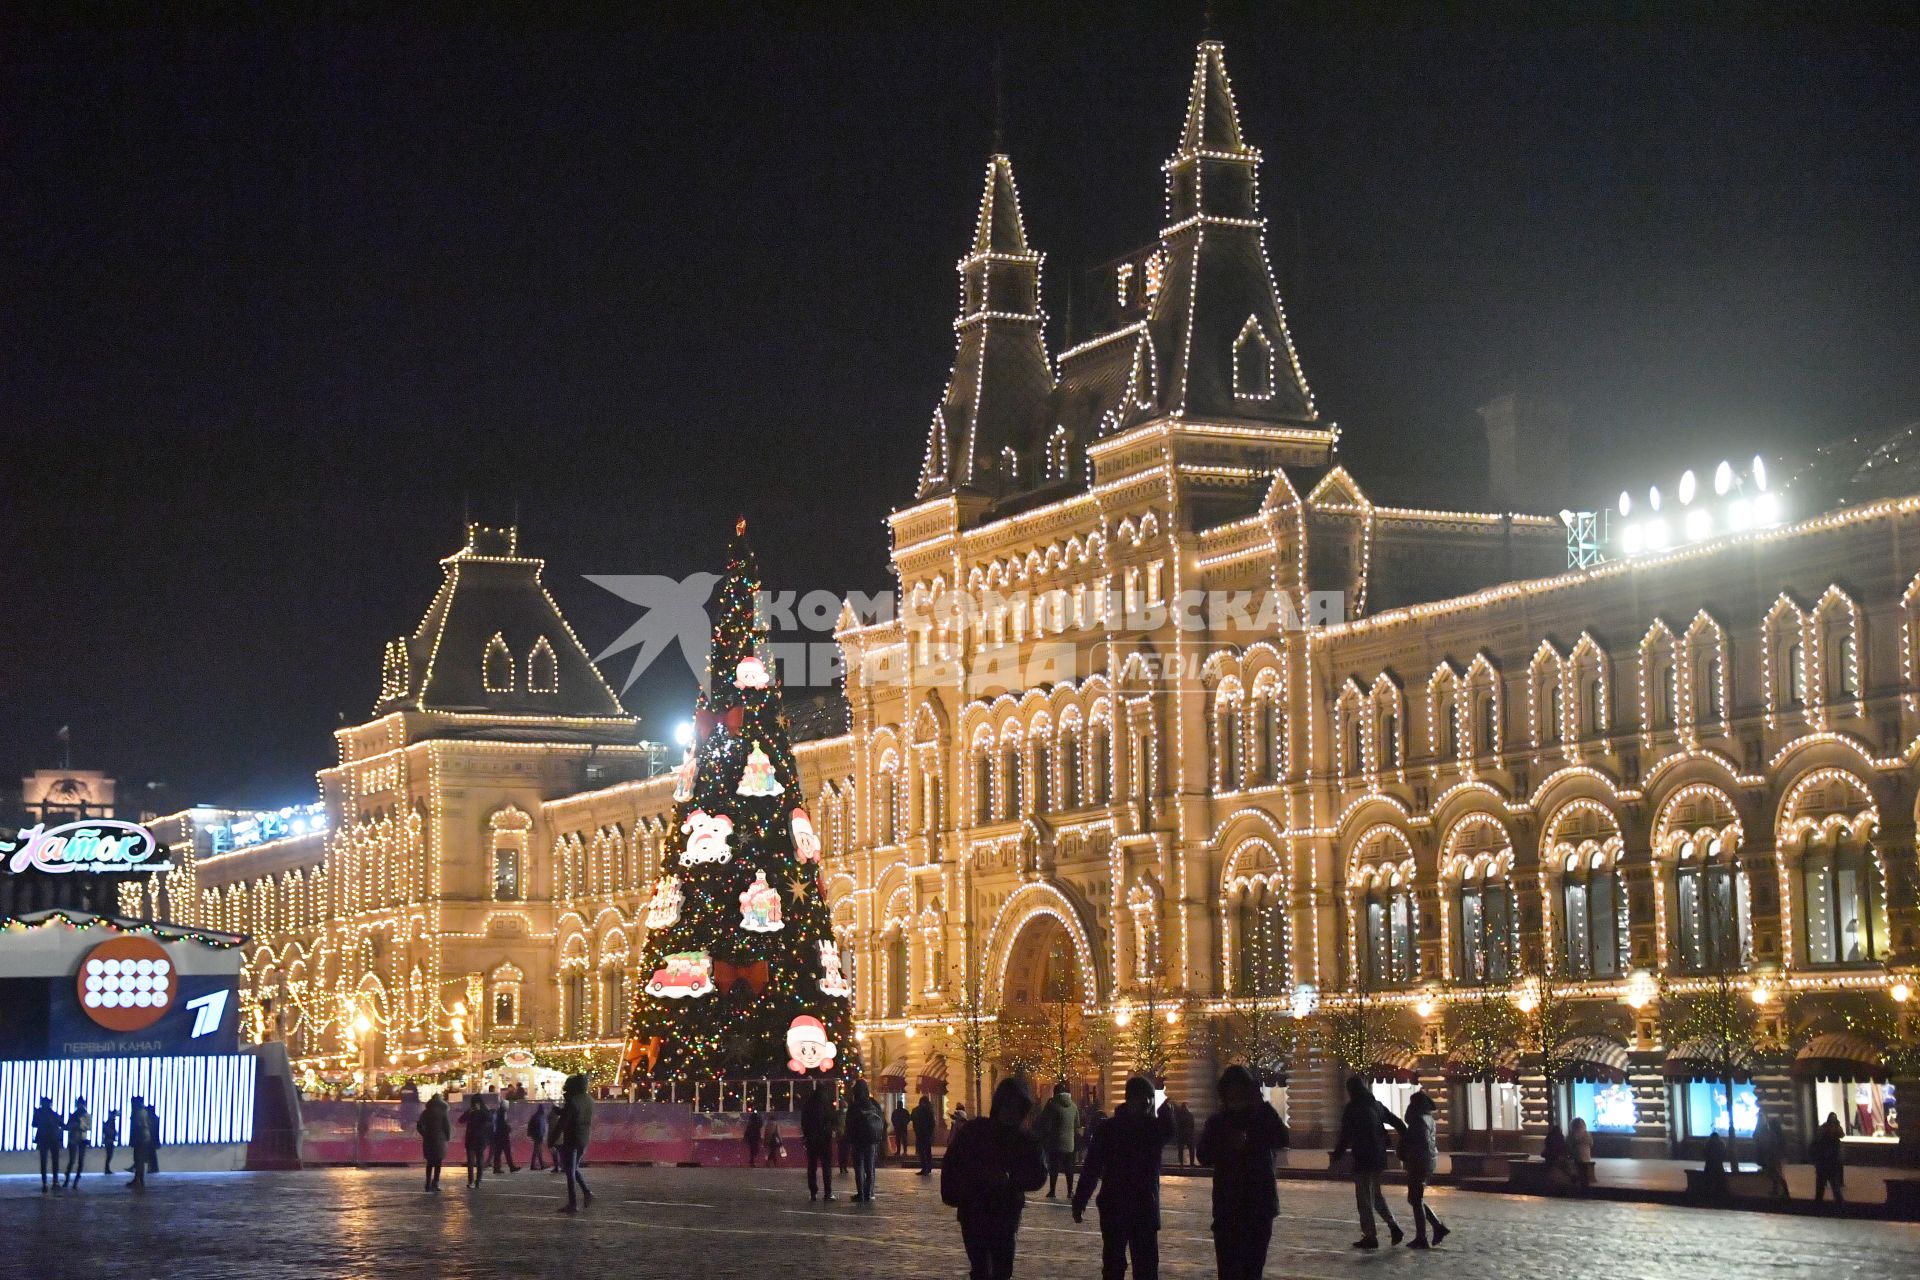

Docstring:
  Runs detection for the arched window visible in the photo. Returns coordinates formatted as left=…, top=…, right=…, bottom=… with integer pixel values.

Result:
left=886, top=930, right=909, bottom=1017
left=1032, top=736, right=1053, bottom=812
left=563, top=970, right=588, bottom=1038
left=483, top=633, right=514, bottom=692
left=1361, top=866, right=1417, bottom=989
left=1215, top=691, right=1242, bottom=789
left=875, top=765, right=897, bottom=845
left=973, top=738, right=994, bottom=824
left=1696, top=652, right=1723, bottom=721
left=527, top=637, right=558, bottom=694
left=1059, top=723, right=1082, bottom=807
left=1001, top=740, right=1023, bottom=819
left=1674, top=836, right=1747, bottom=973
left=489, top=809, right=529, bottom=901
left=1088, top=719, right=1111, bottom=803
left=1803, top=832, right=1886, bottom=965
left=601, top=967, right=627, bottom=1037
left=489, top=964, right=523, bottom=1031
left=1561, top=848, right=1627, bottom=979
left=1232, top=317, right=1273, bottom=399
left=1786, top=642, right=1807, bottom=708
left=1232, top=880, right=1289, bottom=996
left=1453, top=857, right=1515, bottom=984
left=1476, top=693, right=1497, bottom=757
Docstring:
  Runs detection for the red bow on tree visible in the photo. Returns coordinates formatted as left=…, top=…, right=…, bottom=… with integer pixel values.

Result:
left=712, top=959, right=770, bottom=997
left=694, top=706, right=746, bottom=739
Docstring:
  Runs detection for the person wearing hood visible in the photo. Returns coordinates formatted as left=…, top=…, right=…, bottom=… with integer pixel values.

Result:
left=1811, top=1112, right=1846, bottom=1203
left=1398, top=1090, right=1448, bottom=1249
left=33, top=1097, right=62, bottom=1191
left=845, top=1080, right=887, bottom=1202
left=62, top=1097, right=92, bottom=1188
left=126, top=1095, right=157, bottom=1189
left=461, top=1096, right=493, bottom=1187
left=526, top=1098, right=550, bottom=1170
left=942, top=1077, right=1048, bottom=1280
left=555, top=1073, right=595, bottom=1213
left=1197, top=1065, right=1291, bottom=1279
left=912, top=1094, right=939, bottom=1175
left=416, top=1093, right=452, bottom=1190
left=1072, top=1076, right=1173, bottom=1280
left=100, top=1108, right=120, bottom=1176
left=800, top=1081, right=840, bottom=1201
left=491, top=1098, right=519, bottom=1173
left=1036, top=1083, right=1081, bottom=1199
left=1331, top=1075, right=1405, bottom=1249
left=892, top=1099, right=912, bottom=1158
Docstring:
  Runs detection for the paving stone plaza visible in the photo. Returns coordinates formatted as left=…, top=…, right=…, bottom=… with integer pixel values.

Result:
left=6, top=1165, right=1911, bottom=1280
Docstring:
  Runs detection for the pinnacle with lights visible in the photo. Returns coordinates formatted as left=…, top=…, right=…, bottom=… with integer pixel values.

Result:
left=623, top=519, right=858, bottom=1083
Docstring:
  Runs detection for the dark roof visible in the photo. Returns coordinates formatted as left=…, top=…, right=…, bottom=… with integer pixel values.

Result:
left=378, top=525, right=629, bottom=722
left=784, top=688, right=850, bottom=744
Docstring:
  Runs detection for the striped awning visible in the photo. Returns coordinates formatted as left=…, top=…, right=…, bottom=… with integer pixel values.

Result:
left=1367, top=1049, right=1422, bottom=1084
left=876, top=1057, right=908, bottom=1091
left=1557, top=1035, right=1631, bottom=1083
left=1793, top=1032, right=1887, bottom=1082
left=1444, top=1047, right=1519, bottom=1082
left=917, top=1054, right=949, bottom=1095
left=1663, top=1039, right=1754, bottom=1082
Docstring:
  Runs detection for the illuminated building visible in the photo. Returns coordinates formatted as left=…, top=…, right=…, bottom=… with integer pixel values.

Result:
left=133, top=40, right=1917, bottom=1160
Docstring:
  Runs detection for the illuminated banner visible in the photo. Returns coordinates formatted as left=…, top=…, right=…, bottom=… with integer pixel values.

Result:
left=2, top=819, right=169, bottom=875
left=0, top=1054, right=256, bottom=1150
left=0, top=943, right=239, bottom=1060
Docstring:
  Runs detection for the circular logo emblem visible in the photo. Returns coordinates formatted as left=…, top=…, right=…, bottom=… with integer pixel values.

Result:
left=77, top=936, right=177, bottom=1032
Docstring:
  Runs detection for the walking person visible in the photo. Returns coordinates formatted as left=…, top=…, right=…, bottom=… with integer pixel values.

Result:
left=416, top=1093, right=451, bottom=1190
left=62, top=1097, right=92, bottom=1188
left=33, top=1097, right=63, bottom=1191
left=126, top=1095, right=156, bottom=1190
left=1811, top=1112, right=1846, bottom=1203
left=744, top=1107, right=764, bottom=1167
left=845, top=1080, right=886, bottom=1202
left=1397, top=1090, right=1449, bottom=1249
left=912, top=1094, right=938, bottom=1176
left=143, top=1102, right=161, bottom=1176
left=892, top=1100, right=912, bottom=1159
left=1174, top=1102, right=1196, bottom=1167
left=526, top=1101, right=549, bottom=1171
left=763, top=1119, right=785, bottom=1166
left=1331, top=1075, right=1405, bottom=1248
left=1037, top=1082, right=1080, bottom=1199
left=491, top=1099, right=519, bottom=1173
left=545, top=1101, right=564, bottom=1172
left=941, top=1077, right=1047, bottom=1280
left=1072, top=1076, right=1171, bottom=1280
left=801, top=1081, right=839, bottom=1201
left=100, top=1108, right=120, bottom=1176
left=555, top=1072, right=596, bottom=1214
left=1755, top=1116, right=1789, bottom=1199
left=1197, top=1065, right=1290, bottom=1280
left=461, top=1096, right=493, bottom=1187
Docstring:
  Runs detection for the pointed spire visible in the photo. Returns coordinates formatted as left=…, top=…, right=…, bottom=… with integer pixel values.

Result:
left=1180, top=41, right=1247, bottom=153
left=972, top=154, right=1029, bottom=255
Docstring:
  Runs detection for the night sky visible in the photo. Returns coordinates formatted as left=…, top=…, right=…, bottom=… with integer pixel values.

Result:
left=5, top=4, right=1917, bottom=807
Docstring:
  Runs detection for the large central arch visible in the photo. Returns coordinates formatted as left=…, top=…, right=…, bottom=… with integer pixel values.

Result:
left=983, top=880, right=1101, bottom=1008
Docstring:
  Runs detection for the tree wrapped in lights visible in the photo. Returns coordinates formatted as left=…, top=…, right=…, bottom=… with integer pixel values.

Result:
left=624, top=521, right=857, bottom=1084
left=1309, top=986, right=1414, bottom=1079
left=1444, top=989, right=1522, bottom=1134
left=1658, top=971, right=1778, bottom=1164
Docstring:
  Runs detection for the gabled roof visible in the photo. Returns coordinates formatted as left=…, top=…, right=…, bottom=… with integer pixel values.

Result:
left=379, top=525, right=628, bottom=722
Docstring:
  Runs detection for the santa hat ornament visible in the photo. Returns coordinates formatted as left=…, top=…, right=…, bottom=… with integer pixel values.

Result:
left=785, top=1014, right=838, bottom=1074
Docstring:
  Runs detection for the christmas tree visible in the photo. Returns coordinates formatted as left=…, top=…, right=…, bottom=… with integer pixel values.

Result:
left=624, top=520, right=858, bottom=1084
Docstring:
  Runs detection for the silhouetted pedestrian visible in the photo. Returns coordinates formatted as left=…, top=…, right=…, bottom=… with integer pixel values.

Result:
left=526, top=1101, right=549, bottom=1170
left=1072, top=1076, right=1171, bottom=1280
left=1174, top=1102, right=1196, bottom=1166
left=1700, top=1132, right=1731, bottom=1201
left=554, top=1073, right=595, bottom=1213
left=892, top=1100, right=911, bottom=1158
left=911, top=1094, right=939, bottom=1175
left=1198, top=1065, right=1290, bottom=1280
left=744, top=1107, right=764, bottom=1167
left=33, top=1097, right=62, bottom=1191
left=491, top=1100, right=519, bottom=1173
left=126, top=1095, right=156, bottom=1190
left=802, top=1082, right=839, bottom=1200
left=1398, top=1090, right=1448, bottom=1249
left=764, top=1120, right=785, bottom=1165
left=1811, top=1113, right=1846, bottom=1203
left=545, top=1102, right=563, bottom=1172
left=62, top=1097, right=91, bottom=1187
left=461, top=1097, right=492, bottom=1187
left=1756, top=1116, right=1788, bottom=1199
left=942, top=1077, right=1047, bottom=1280
left=100, top=1109, right=119, bottom=1175
left=143, top=1103, right=160, bottom=1174
left=416, top=1094, right=451, bottom=1190
left=846, top=1080, right=886, bottom=1202
left=1331, top=1075, right=1404, bottom=1248
left=1037, top=1082, right=1080, bottom=1199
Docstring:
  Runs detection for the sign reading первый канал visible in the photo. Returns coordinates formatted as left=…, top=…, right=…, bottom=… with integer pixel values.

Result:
left=2, top=820, right=170, bottom=874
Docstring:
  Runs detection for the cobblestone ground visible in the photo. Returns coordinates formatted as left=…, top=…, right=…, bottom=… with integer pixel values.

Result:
left=4, top=1164, right=1912, bottom=1280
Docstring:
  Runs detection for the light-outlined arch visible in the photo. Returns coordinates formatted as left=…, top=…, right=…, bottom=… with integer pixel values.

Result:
left=982, top=879, right=1102, bottom=1008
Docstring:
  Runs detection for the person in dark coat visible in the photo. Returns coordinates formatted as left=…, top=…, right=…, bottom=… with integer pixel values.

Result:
left=126, top=1095, right=156, bottom=1189
left=1072, top=1076, right=1173, bottom=1280
left=491, top=1100, right=518, bottom=1173
left=744, top=1107, right=764, bottom=1167
left=801, top=1082, right=840, bottom=1201
left=1811, top=1113, right=1847, bottom=1203
left=143, top=1103, right=161, bottom=1174
left=100, top=1109, right=120, bottom=1176
left=62, top=1097, right=92, bottom=1187
left=845, top=1080, right=887, bottom=1202
left=461, top=1098, right=493, bottom=1187
left=942, top=1077, right=1048, bottom=1280
left=1331, top=1075, right=1405, bottom=1248
left=32, top=1097, right=63, bottom=1191
left=526, top=1101, right=549, bottom=1170
left=1398, top=1090, right=1448, bottom=1248
left=416, top=1094, right=451, bottom=1190
left=912, top=1095, right=938, bottom=1175
left=545, top=1101, right=564, bottom=1172
left=555, top=1073, right=595, bottom=1213
left=1173, top=1102, right=1197, bottom=1166
left=892, top=1100, right=912, bottom=1158
left=1036, top=1083, right=1080, bottom=1199
left=1197, top=1065, right=1291, bottom=1280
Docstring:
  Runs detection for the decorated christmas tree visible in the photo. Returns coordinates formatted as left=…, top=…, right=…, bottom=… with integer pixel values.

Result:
left=624, top=520, right=857, bottom=1084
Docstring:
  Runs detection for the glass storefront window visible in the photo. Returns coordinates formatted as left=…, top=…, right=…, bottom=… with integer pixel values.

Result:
left=1680, top=1080, right=1758, bottom=1138
left=1569, top=1079, right=1638, bottom=1134
left=1811, top=1079, right=1899, bottom=1141
left=1371, top=1080, right=1417, bottom=1118
left=1461, top=1080, right=1523, bottom=1130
